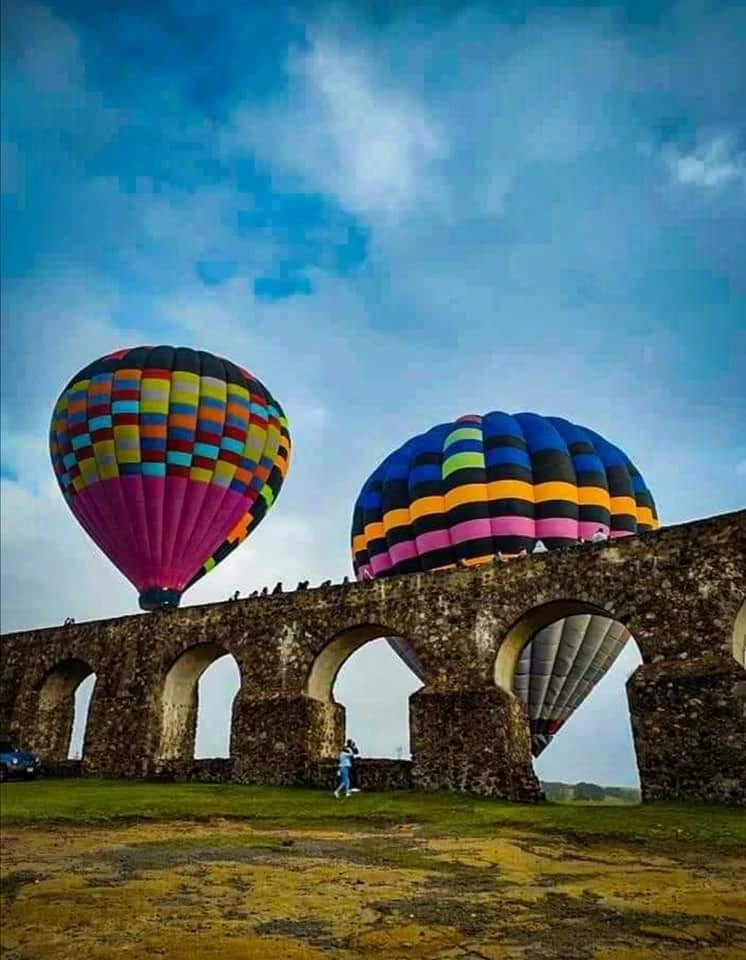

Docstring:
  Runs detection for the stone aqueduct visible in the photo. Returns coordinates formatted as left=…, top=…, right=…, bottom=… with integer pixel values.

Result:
left=1, top=510, right=744, bottom=804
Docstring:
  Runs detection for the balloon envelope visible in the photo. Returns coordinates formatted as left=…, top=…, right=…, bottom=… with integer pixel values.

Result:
left=50, top=345, right=291, bottom=610
left=513, top=615, right=631, bottom=756
left=351, top=411, right=658, bottom=578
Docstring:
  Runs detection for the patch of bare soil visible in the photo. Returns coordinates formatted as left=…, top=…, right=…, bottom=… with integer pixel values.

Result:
left=1, top=819, right=745, bottom=959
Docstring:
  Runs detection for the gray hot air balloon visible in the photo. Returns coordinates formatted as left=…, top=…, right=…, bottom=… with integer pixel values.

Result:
left=512, top=614, right=630, bottom=755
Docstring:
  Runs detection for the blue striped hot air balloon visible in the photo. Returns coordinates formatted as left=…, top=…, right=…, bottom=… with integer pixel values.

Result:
left=350, top=411, right=658, bottom=755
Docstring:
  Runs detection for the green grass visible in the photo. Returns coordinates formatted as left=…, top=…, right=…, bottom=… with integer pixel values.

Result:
left=1, top=779, right=744, bottom=852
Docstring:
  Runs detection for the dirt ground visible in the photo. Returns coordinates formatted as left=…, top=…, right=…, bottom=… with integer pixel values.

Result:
left=2, top=818, right=745, bottom=959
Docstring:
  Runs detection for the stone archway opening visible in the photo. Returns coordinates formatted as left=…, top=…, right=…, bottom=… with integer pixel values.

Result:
left=306, top=625, right=424, bottom=760
left=496, top=601, right=643, bottom=802
left=158, top=643, right=240, bottom=761
left=734, top=601, right=746, bottom=669
left=195, top=653, right=241, bottom=759
left=36, top=659, right=96, bottom=761
left=69, top=674, right=97, bottom=760
left=734, top=602, right=746, bottom=724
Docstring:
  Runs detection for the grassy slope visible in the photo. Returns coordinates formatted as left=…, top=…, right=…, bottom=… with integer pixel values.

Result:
left=2, top=778, right=744, bottom=851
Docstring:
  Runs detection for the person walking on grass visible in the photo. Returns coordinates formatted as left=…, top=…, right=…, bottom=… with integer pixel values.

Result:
left=334, top=743, right=354, bottom=799
left=346, top=738, right=361, bottom=792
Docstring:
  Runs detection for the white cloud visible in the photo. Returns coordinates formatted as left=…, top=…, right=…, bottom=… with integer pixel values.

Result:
left=664, top=134, right=746, bottom=190
left=0, top=475, right=135, bottom=632
left=0, top=270, right=132, bottom=434
left=136, top=180, right=280, bottom=271
left=185, top=513, right=327, bottom=607
left=226, top=35, right=445, bottom=221
left=299, top=38, right=445, bottom=217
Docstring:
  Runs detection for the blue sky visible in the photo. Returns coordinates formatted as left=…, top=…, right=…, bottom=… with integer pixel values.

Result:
left=2, top=0, right=744, bottom=786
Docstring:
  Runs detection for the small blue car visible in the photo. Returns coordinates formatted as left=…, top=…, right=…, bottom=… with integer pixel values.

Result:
left=0, top=736, right=40, bottom=781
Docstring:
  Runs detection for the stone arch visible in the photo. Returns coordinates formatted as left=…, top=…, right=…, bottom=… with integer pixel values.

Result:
left=35, top=658, right=96, bottom=761
left=494, top=599, right=619, bottom=694
left=157, top=643, right=241, bottom=760
left=492, top=599, right=644, bottom=785
left=305, top=624, right=405, bottom=703
left=303, top=623, right=423, bottom=762
left=734, top=601, right=746, bottom=668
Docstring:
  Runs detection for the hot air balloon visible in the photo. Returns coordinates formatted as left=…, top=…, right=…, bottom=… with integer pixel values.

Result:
left=352, top=411, right=658, bottom=578
left=350, top=411, right=658, bottom=755
left=513, top=615, right=631, bottom=755
left=49, top=346, right=291, bottom=611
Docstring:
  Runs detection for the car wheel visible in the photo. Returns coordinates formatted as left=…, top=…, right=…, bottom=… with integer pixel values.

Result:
left=0, top=765, right=7, bottom=782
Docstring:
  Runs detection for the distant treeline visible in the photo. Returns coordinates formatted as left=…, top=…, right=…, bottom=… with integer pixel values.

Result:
left=541, top=781, right=641, bottom=803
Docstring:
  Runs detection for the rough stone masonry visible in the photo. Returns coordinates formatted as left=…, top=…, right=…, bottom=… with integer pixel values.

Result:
left=1, top=510, right=744, bottom=804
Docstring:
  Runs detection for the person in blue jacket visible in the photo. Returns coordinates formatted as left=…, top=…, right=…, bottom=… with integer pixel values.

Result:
left=334, top=744, right=354, bottom=798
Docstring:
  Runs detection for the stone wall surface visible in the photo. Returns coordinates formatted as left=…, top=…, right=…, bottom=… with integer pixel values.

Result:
left=145, top=757, right=415, bottom=791
left=410, top=688, right=544, bottom=801
left=147, top=758, right=235, bottom=783
left=1, top=509, right=744, bottom=803
left=307, top=758, right=414, bottom=792
left=40, top=760, right=83, bottom=779
left=628, top=657, right=746, bottom=805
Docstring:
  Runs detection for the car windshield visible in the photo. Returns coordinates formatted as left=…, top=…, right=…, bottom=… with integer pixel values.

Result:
left=0, top=741, right=17, bottom=752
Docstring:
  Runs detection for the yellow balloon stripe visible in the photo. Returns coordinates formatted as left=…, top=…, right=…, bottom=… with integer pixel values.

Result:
left=353, top=482, right=644, bottom=556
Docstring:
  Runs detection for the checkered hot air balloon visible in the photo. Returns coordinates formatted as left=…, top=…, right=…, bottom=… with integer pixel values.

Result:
left=49, top=346, right=291, bottom=611
left=350, top=411, right=658, bottom=756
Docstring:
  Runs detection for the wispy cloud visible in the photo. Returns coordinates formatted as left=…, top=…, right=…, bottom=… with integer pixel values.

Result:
left=227, top=35, right=445, bottom=221
left=297, top=37, right=445, bottom=218
left=663, top=134, right=746, bottom=190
